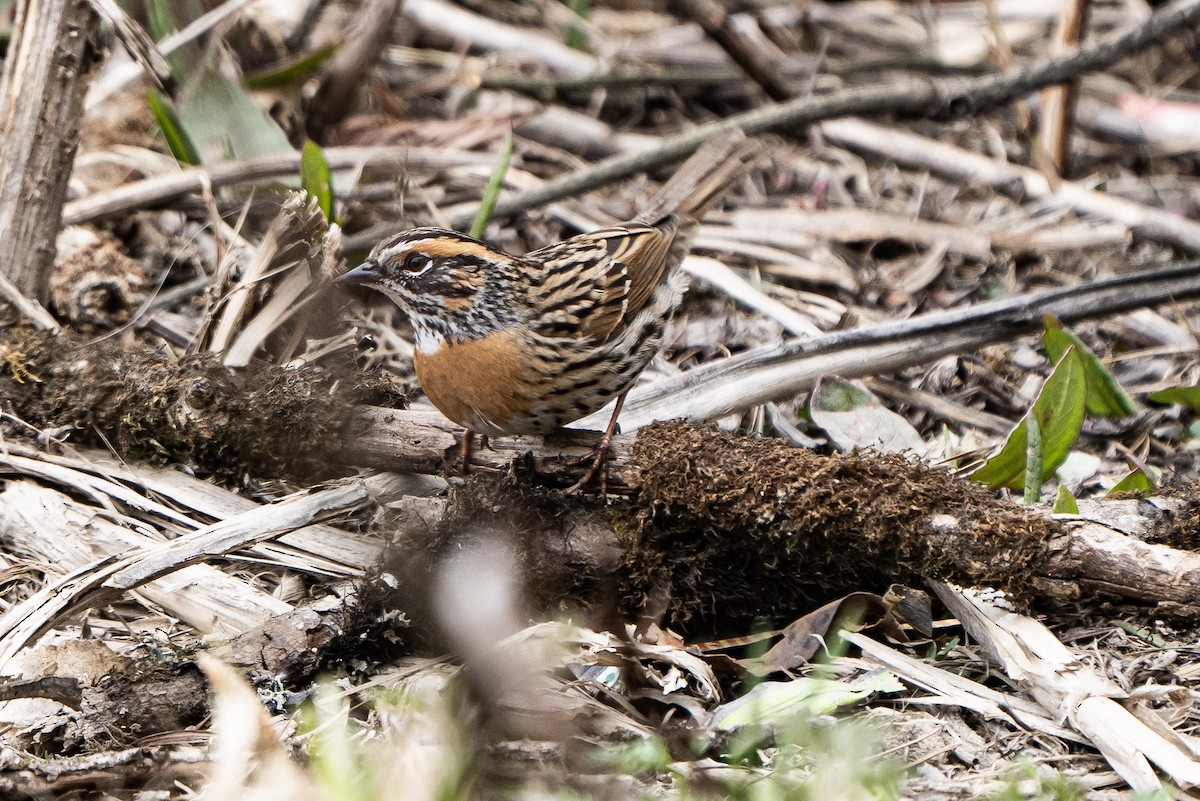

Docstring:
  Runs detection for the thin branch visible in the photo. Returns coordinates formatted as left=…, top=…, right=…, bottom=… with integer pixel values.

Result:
left=62, top=146, right=501, bottom=225
left=476, top=58, right=987, bottom=96
left=819, top=116, right=1200, bottom=252
left=589, top=259, right=1200, bottom=432
left=671, top=0, right=795, bottom=101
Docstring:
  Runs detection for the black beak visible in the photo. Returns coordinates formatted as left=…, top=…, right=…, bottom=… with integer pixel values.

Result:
left=335, top=260, right=380, bottom=286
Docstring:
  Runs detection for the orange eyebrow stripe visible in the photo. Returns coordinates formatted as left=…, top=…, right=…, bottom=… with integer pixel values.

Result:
left=415, top=239, right=497, bottom=260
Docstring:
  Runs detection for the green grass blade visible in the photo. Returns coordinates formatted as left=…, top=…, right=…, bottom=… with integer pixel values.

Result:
left=468, top=133, right=514, bottom=239
left=1022, top=414, right=1044, bottom=504
left=147, top=89, right=201, bottom=166
left=245, top=43, right=340, bottom=89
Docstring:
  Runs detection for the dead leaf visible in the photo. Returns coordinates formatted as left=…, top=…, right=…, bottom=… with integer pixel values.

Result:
left=751, top=592, right=904, bottom=674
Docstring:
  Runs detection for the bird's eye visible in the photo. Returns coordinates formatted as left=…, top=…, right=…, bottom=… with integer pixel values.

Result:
left=402, top=252, right=429, bottom=273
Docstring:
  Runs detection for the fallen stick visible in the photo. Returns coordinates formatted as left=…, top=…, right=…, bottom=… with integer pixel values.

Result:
left=573, top=260, right=1200, bottom=431
left=818, top=116, right=1200, bottom=252
left=931, top=582, right=1200, bottom=792
left=62, top=146, right=501, bottom=226
left=0, top=472, right=412, bottom=670
left=353, top=420, right=1200, bottom=622
left=0, top=481, right=292, bottom=636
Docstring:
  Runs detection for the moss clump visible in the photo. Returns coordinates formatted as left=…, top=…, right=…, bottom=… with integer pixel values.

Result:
left=0, top=327, right=403, bottom=482
left=619, top=422, right=1057, bottom=628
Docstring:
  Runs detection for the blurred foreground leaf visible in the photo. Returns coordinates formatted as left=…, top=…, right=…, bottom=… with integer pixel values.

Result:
left=711, top=670, right=902, bottom=730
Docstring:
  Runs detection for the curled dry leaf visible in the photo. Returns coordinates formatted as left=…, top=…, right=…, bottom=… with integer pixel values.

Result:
left=751, top=592, right=911, bottom=675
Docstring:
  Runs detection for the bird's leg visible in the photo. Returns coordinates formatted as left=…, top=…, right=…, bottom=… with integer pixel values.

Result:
left=459, top=431, right=482, bottom=475
left=566, top=392, right=627, bottom=494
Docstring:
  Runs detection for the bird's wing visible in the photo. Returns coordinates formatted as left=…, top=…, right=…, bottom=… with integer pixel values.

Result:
left=523, top=221, right=677, bottom=342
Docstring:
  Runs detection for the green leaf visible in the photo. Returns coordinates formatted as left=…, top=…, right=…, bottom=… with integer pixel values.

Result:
left=301, top=140, right=334, bottom=220
left=1147, top=385, right=1200, bottom=411
left=710, top=671, right=903, bottom=730
left=178, top=66, right=294, bottom=163
left=563, top=0, right=591, bottom=52
left=467, top=132, right=514, bottom=239
left=1043, top=316, right=1137, bottom=418
left=147, top=90, right=201, bottom=166
left=1107, top=465, right=1158, bottom=497
left=1052, top=485, right=1079, bottom=514
left=971, top=346, right=1087, bottom=491
left=245, top=43, right=340, bottom=89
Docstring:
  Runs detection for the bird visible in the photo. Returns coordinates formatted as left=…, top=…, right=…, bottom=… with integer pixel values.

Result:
left=336, top=130, right=762, bottom=490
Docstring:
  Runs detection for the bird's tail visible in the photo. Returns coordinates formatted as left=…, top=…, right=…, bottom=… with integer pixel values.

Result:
left=634, top=130, right=764, bottom=225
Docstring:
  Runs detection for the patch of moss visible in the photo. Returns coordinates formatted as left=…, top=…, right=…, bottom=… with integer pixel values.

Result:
left=1158, top=479, right=1200, bottom=551
left=619, top=422, right=1058, bottom=628
left=0, top=327, right=403, bottom=482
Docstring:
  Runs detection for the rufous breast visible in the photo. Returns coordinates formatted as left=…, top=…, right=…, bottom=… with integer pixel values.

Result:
left=413, top=328, right=534, bottom=436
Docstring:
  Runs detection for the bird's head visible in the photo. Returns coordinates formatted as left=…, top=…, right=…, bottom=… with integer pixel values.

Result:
left=336, top=227, right=515, bottom=345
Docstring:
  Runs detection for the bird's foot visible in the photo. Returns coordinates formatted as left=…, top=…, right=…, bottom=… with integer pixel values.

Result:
left=564, top=429, right=615, bottom=495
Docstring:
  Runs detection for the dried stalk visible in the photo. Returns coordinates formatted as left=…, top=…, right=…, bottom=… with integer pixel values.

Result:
left=0, top=0, right=100, bottom=305
left=62, top=146, right=501, bottom=226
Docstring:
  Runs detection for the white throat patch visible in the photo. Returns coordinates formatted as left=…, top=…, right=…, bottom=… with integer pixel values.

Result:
left=411, top=321, right=446, bottom=354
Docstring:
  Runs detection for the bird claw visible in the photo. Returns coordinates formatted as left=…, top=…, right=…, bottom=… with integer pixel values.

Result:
left=565, top=393, right=626, bottom=494
left=565, top=431, right=614, bottom=495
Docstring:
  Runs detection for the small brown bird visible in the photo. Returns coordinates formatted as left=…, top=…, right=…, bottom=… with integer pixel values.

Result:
left=337, top=131, right=760, bottom=489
